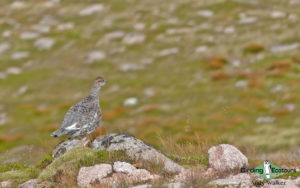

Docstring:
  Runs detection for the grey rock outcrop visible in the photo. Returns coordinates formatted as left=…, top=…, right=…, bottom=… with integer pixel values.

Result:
left=52, top=138, right=90, bottom=159
left=18, top=179, right=37, bottom=188
left=208, top=144, right=248, bottom=172
left=92, top=133, right=184, bottom=173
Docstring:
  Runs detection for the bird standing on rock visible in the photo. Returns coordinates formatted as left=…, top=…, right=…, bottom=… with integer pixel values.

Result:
left=51, top=76, right=106, bottom=138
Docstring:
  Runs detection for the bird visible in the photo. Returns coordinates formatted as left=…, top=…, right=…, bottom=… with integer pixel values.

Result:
left=51, top=76, right=106, bottom=138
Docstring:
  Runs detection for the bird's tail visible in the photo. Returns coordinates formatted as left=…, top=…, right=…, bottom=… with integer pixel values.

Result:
left=51, top=129, right=63, bottom=137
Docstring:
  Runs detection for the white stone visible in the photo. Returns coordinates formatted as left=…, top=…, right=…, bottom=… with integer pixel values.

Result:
left=270, top=85, right=283, bottom=93
left=256, top=117, right=275, bottom=124
left=85, top=51, right=106, bottom=63
left=270, top=43, right=299, bottom=53
left=15, top=86, right=28, bottom=96
left=0, top=43, right=10, bottom=55
left=31, top=25, right=50, bottom=33
left=79, top=4, right=104, bottom=16
left=34, top=38, right=55, bottom=50
left=0, top=113, right=8, bottom=125
left=157, top=48, right=179, bottom=56
left=2, top=30, right=11, bottom=38
left=195, top=46, right=207, bottom=53
left=134, top=23, right=145, bottom=30
left=123, top=98, right=138, bottom=107
left=11, top=52, right=29, bottom=60
left=6, top=67, right=22, bottom=75
left=144, top=88, right=155, bottom=97
left=271, top=11, right=286, bottom=19
left=129, top=184, right=152, bottom=188
left=113, top=161, right=136, bottom=174
left=284, top=104, right=295, bottom=112
left=11, top=1, right=26, bottom=9
left=77, top=164, right=112, bottom=188
left=123, top=33, right=146, bottom=45
left=235, top=80, right=247, bottom=88
left=103, top=31, right=125, bottom=41
left=208, top=144, right=248, bottom=172
left=56, top=22, right=74, bottom=31
left=197, top=10, right=214, bottom=18
left=20, top=32, right=39, bottom=40
left=119, top=64, right=144, bottom=72
left=224, top=26, right=235, bottom=34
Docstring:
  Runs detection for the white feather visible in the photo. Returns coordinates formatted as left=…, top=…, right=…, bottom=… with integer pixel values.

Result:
left=65, top=122, right=80, bottom=130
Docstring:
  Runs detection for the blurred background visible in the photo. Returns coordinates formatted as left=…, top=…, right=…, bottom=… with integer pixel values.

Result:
left=0, top=0, right=300, bottom=166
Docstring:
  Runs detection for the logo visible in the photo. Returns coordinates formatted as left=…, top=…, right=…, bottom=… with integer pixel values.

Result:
left=241, top=160, right=296, bottom=179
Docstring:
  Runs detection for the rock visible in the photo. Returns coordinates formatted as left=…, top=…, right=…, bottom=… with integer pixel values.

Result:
left=156, top=48, right=179, bottom=57
left=92, top=133, right=184, bottom=173
left=134, top=23, right=145, bottom=31
left=235, top=80, right=247, bottom=88
left=270, top=11, right=286, bottom=19
left=270, top=85, right=283, bottom=93
left=129, top=184, right=152, bottom=188
left=6, top=67, right=22, bottom=75
left=123, top=97, right=138, bottom=107
left=270, top=43, right=299, bottom=53
left=2, top=30, right=11, bottom=38
left=56, top=22, right=74, bottom=31
left=11, top=52, right=29, bottom=60
left=20, top=32, right=40, bottom=40
left=224, top=26, right=235, bottom=34
left=195, top=46, right=207, bottom=53
left=164, top=182, right=185, bottom=188
left=256, top=116, right=275, bottom=124
left=119, top=64, right=144, bottom=72
left=34, top=38, right=55, bottom=50
left=0, top=113, right=7, bottom=125
left=0, top=181, right=12, bottom=188
left=102, top=31, right=125, bottom=42
left=0, top=43, right=10, bottom=55
left=208, top=144, right=248, bottom=172
left=31, top=25, right=50, bottom=34
left=113, top=161, right=136, bottom=174
left=77, top=164, right=112, bottom=188
left=79, top=4, right=104, bottom=16
left=85, top=51, right=106, bottom=63
left=18, top=179, right=37, bottom=188
left=128, top=169, right=153, bottom=182
left=197, top=10, right=214, bottom=18
left=123, top=33, right=146, bottom=45
left=52, top=139, right=90, bottom=159
left=11, top=1, right=27, bottom=9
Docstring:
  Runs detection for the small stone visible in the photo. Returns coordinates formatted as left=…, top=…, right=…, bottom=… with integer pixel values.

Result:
left=0, top=113, right=8, bottom=125
left=197, top=10, right=214, bottom=18
left=11, top=1, right=26, bottom=9
left=0, top=73, right=6, bottom=80
left=164, top=182, right=185, bottom=188
left=31, top=25, right=50, bottom=33
left=79, top=4, right=104, bottom=16
left=56, top=22, right=74, bottom=31
left=208, top=144, right=248, bottom=172
left=11, top=52, right=29, bottom=60
left=235, top=80, right=247, bottom=88
left=18, top=179, right=37, bottom=188
left=270, top=84, right=283, bottom=93
left=195, top=46, right=207, bottom=53
left=2, top=30, right=11, bottom=38
left=77, top=164, right=112, bottom=188
left=0, top=43, right=10, bottom=55
left=0, top=181, right=12, bottom=188
left=102, top=31, right=125, bottom=42
left=6, top=67, right=22, bottom=75
left=119, top=64, right=144, bottom=72
left=14, top=86, right=28, bottom=96
left=129, top=184, right=152, bottom=188
left=123, top=33, right=146, bottom=45
left=284, top=104, right=295, bottom=112
left=123, top=98, right=138, bottom=107
left=157, top=48, right=179, bottom=56
left=270, top=43, right=299, bottom=53
left=256, top=116, right=275, bottom=124
left=224, top=26, right=235, bottom=34
left=34, top=38, right=55, bottom=50
left=144, top=88, right=155, bottom=97
left=20, top=32, right=39, bottom=40
left=85, top=51, right=106, bottom=63
left=113, top=161, right=136, bottom=174
left=271, top=11, right=286, bottom=19
left=134, top=23, right=145, bottom=30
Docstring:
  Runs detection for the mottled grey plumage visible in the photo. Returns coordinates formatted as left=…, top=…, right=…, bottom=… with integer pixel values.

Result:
left=51, top=76, right=106, bottom=138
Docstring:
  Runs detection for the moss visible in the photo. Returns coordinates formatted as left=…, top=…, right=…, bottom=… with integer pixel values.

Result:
left=0, top=166, right=40, bottom=185
left=0, top=163, right=29, bottom=173
left=36, top=152, right=53, bottom=169
left=275, top=171, right=300, bottom=179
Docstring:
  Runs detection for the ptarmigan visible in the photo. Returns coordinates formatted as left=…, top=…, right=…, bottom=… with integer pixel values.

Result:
left=51, top=76, right=106, bottom=138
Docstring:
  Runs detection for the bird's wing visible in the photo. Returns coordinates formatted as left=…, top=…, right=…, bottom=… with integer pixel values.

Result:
left=61, top=99, right=100, bottom=131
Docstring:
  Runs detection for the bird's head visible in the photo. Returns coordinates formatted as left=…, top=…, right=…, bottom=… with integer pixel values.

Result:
left=95, top=76, right=106, bottom=87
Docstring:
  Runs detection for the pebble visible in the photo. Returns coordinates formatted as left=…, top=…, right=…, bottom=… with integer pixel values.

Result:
left=270, top=11, right=286, bottom=19
left=0, top=43, right=10, bottom=55
left=197, top=10, right=214, bottom=18
left=123, top=33, right=146, bottom=45
left=123, top=98, right=138, bottom=107
left=20, top=32, right=40, bottom=40
left=79, top=4, right=104, bottom=16
left=56, top=22, right=74, bottom=31
left=85, top=51, right=106, bottom=63
left=11, top=1, right=27, bottom=9
left=2, top=30, right=11, bottom=38
left=256, top=117, right=276, bottom=124
left=157, top=48, right=179, bottom=56
left=6, top=67, right=22, bottom=75
left=34, top=38, right=55, bottom=50
left=270, top=43, right=299, bottom=53
left=11, top=52, right=29, bottom=60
